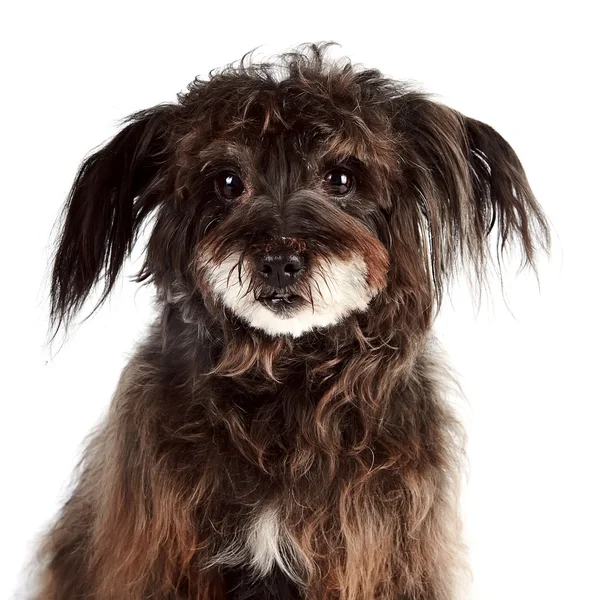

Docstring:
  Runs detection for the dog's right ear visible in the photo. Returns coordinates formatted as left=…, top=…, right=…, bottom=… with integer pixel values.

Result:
left=50, top=104, right=178, bottom=332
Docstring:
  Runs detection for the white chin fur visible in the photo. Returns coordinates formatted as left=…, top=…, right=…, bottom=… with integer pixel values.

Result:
left=203, top=253, right=377, bottom=337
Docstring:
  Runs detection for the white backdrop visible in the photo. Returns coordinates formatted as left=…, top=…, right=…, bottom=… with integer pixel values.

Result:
left=1, top=1, right=599, bottom=598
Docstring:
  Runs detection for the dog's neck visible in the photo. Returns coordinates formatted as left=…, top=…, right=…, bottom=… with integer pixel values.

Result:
left=154, top=300, right=425, bottom=403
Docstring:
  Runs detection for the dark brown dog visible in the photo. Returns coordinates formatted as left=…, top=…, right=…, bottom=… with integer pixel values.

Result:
left=36, top=43, right=548, bottom=599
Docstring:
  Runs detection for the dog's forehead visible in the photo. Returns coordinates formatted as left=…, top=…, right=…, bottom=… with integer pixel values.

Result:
left=185, top=75, right=397, bottom=172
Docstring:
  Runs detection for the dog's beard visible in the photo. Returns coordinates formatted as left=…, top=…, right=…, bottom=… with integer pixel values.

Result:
left=203, top=252, right=377, bottom=337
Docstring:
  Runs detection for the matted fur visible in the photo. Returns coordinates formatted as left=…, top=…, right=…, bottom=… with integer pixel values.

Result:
left=36, top=43, right=549, bottom=599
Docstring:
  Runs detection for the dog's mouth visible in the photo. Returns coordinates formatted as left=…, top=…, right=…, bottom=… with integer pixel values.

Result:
left=257, top=292, right=303, bottom=313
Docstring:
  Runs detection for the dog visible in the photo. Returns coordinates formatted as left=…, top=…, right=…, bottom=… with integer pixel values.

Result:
left=35, top=43, right=549, bottom=599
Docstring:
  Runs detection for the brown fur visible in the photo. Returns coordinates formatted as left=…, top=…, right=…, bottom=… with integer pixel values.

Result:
left=36, top=43, right=549, bottom=599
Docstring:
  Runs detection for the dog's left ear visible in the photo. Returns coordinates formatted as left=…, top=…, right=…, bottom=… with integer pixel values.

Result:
left=50, top=104, right=178, bottom=332
left=396, top=94, right=550, bottom=296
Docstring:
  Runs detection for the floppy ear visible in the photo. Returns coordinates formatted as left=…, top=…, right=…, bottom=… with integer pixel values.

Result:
left=396, top=93, right=550, bottom=302
left=50, top=104, right=177, bottom=331
left=461, top=114, right=550, bottom=267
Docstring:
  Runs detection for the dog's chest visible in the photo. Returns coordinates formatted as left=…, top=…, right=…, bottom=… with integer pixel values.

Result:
left=212, top=506, right=307, bottom=585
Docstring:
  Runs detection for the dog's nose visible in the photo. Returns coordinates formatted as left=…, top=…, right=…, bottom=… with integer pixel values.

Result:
left=255, top=252, right=305, bottom=288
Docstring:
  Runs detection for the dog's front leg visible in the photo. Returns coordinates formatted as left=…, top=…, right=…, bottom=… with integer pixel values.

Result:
left=33, top=367, right=227, bottom=599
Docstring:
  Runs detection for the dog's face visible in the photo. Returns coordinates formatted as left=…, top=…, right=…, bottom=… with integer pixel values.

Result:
left=51, top=45, right=548, bottom=342
left=178, top=92, right=394, bottom=337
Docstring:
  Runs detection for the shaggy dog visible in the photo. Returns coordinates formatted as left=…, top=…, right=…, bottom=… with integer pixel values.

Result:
left=35, top=43, right=548, bottom=599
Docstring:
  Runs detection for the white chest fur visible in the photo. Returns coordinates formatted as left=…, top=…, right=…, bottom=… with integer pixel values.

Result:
left=209, top=506, right=309, bottom=585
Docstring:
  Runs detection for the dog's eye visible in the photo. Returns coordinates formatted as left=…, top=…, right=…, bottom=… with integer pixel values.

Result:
left=214, top=172, right=246, bottom=200
left=323, top=168, right=354, bottom=196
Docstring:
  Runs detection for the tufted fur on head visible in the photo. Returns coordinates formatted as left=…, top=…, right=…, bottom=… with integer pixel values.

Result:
left=38, top=43, right=548, bottom=600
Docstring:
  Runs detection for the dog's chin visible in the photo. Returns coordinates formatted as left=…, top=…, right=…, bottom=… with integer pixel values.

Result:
left=202, top=253, right=378, bottom=338
left=231, top=296, right=363, bottom=338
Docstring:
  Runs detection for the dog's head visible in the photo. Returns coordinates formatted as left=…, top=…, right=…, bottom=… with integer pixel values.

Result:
left=51, top=44, right=548, bottom=342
